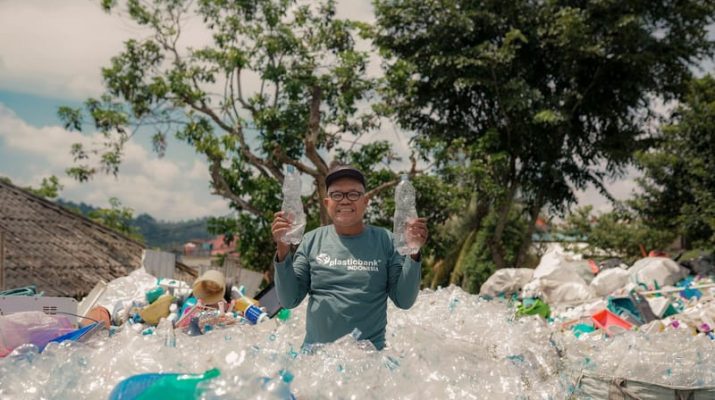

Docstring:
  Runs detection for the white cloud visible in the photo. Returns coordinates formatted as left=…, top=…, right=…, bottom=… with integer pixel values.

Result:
left=0, top=103, right=230, bottom=220
left=0, top=0, right=374, bottom=101
left=336, top=0, right=375, bottom=22
left=0, top=0, right=383, bottom=157
left=0, top=0, right=214, bottom=100
left=187, top=160, right=211, bottom=180
left=0, top=105, right=82, bottom=166
left=0, top=1, right=131, bottom=99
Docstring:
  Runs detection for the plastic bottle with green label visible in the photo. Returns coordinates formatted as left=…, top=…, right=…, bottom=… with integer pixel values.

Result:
left=109, top=368, right=220, bottom=400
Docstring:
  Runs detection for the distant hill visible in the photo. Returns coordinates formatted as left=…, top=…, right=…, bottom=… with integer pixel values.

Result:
left=133, top=213, right=213, bottom=251
left=55, top=199, right=213, bottom=250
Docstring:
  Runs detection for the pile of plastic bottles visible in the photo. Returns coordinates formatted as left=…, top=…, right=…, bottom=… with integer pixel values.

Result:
left=0, top=286, right=558, bottom=399
left=2, top=285, right=714, bottom=399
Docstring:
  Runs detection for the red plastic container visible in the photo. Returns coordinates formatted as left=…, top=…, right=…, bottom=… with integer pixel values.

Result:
left=591, top=309, right=633, bottom=336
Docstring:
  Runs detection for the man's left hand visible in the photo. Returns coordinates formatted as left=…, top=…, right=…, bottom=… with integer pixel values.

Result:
left=406, top=217, right=428, bottom=260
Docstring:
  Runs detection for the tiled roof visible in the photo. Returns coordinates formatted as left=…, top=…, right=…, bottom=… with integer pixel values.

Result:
left=0, top=180, right=144, bottom=298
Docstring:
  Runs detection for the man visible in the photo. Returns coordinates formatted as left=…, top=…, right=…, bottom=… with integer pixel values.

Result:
left=272, top=164, right=428, bottom=350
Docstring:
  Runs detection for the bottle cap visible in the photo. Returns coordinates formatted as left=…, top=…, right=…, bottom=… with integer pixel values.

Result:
left=276, top=308, right=291, bottom=321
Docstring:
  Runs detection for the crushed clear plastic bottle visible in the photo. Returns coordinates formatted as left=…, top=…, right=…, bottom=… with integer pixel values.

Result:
left=393, top=174, right=420, bottom=255
left=280, top=165, right=306, bottom=245
left=156, top=317, right=176, bottom=348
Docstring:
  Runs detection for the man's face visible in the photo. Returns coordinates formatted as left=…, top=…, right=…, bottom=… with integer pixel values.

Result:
left=324, top=177, right=367, bottom=229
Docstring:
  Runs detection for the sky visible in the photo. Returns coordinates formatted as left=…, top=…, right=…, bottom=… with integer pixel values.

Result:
left=0, top=1, right=709, bottom=221
left=0, top=0, right=382, bottom=221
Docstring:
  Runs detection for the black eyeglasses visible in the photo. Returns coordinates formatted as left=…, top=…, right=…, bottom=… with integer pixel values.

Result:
left=328, top=191, right=364, bottom=201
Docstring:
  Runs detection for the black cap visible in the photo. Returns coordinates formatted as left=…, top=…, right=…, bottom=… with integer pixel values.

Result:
left=325, top=164, right=366, bottom=189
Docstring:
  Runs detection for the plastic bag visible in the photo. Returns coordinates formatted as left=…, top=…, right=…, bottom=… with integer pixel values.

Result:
left=532, top=247, right=589, bottom=284
left=629, top=257, right=689, bottom=289
left=480, top=268, right=534, bottom=297
left=94, top=267, right=157, bottom=311
left=590, top=268, right=630, bottom=297
left=541, top=280, right=595, bottom=305
left=0, top=311, right=74, bottom=357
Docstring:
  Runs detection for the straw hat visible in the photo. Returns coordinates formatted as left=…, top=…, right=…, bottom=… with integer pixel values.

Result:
left=192, top=270, right=226, bottom=305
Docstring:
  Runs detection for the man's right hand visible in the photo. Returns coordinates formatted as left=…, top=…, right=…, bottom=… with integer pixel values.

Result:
left=271, top=211, right=292, bottom=262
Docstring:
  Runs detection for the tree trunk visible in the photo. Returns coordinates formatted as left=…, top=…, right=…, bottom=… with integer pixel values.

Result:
left=304, top=85, right=330, bottom=225
left=316, top=175, right=330, bottom=225
left=515, top=197, right=544, bottom=268
left=449, top=229, right=478, bottom=287
left=429, top=259, right=447, bottom=289
left=488, top=182, right=517, bottom=270
left=437, top=195, right=490, bottom=289
left=452, top=197, right=491, bottom=286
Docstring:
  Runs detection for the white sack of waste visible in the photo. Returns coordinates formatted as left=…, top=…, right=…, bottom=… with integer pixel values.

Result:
left=629, top=257, right=689, bottom=289
left=590, top=267, right=630, bottom=297
left=480, top=268, right=534, bottom=297
left=523, top=279, right=596, bottom=306
left=532, top=246, right=590, bottom=284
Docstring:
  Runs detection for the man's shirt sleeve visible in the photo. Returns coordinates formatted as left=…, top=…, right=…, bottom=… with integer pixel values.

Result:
left=386, top=238, right=422, bottom=309
left=274, top=242, right=311, bottom=309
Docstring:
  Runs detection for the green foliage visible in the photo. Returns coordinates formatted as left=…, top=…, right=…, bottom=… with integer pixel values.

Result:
left=423, top=194, right=481, bottom=289
left=1, top=175, right=64, bottom=200
left=633, top=76, right=715, bottom=249
left=374, top=0, right=715, bottom=271
left=460, top=207, right=530, bottom=294
left=61, top=0, right=414, bottom=272
left=87, top=197, right=145, bottom=242
left=26, top=176, right=63, bottom=199
left=57, top=106, right=83, bottom=131
left=422, top=195, right=538, bottom=294
left=560, top=205, right=675, bottom=263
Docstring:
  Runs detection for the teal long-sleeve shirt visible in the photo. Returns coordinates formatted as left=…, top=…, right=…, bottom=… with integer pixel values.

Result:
left=274, top=224, right=422, bottom=350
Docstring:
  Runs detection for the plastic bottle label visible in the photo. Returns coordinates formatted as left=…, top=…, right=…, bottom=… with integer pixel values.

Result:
left=245, top=304, right=267, bottom=324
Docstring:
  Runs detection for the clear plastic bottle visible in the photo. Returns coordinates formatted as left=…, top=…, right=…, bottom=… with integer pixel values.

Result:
left=280, top=165, right=306, bottom=245
left=156, top=317, right=176, bottom=348
left=393, top=174, right=420, bottom=255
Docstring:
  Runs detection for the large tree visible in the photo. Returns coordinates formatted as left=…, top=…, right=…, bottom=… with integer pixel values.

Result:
left=58, top=0, right=449, bottom=271
left=633, top=75, right=715, bottom=249
left=374, top=0, right=715, bottom=279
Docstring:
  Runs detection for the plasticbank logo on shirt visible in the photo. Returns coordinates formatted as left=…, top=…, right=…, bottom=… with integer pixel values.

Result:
left=315, top=253, right=380, bottom=272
